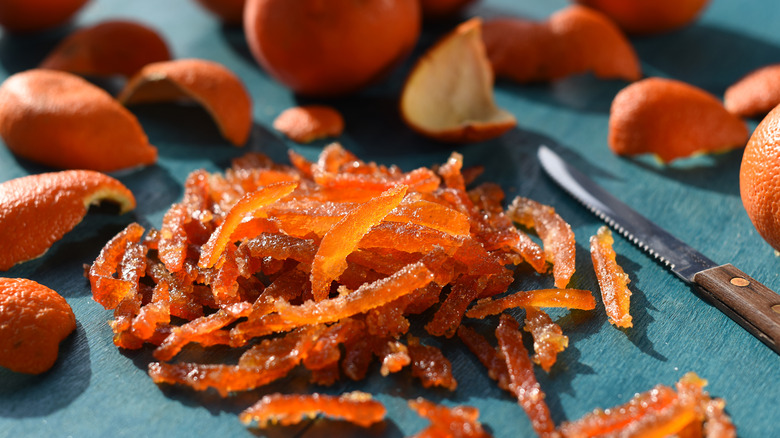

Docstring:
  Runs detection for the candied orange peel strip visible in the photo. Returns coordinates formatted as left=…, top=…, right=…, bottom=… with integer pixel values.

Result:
left=119, top=58, right=253, bottom=146
left=523, top=306, right=568, bottom=372
left=239, top=391, right=386, bottom=428
left=466, top=288, right=595, bottom=319
left=590, top=226, right=633, bottom=328
left=508, top=196, right=576, bottom=288
left=1, top=170, right=136, bottom=272
left=408, top=397, right=492, bottom=438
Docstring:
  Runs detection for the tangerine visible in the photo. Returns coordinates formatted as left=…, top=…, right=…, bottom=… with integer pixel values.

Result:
left=740, top=104, right=780, bottom=252
left=574, top=0, right=710, bottom=35
left=0, top=0, right=89, bottom=33
left=0, top=278, right=76, bottom=374
left=243, top=0, right=421, bottom=97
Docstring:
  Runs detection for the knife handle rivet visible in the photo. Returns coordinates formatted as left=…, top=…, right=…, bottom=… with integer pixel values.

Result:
left=730, top=277, right=750, bottom=287
left=772, top=305, right=780, bottom=315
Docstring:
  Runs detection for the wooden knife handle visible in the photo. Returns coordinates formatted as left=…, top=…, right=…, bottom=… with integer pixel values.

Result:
left=693, top=264, right=780, bottom=354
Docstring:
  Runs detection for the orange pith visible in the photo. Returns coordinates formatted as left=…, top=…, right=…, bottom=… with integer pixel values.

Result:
left=0, top=69, right=157, bottom=171
left=400, top=17, right=517, bottom=143
left=273, top=105, right=345, bottom=143
left=0, top=278, right=76, bottom=374
left=244, top=0, right=421, bottom=97
left=119, top=58, right=253, bottom=146
left=0, top=170, right=136, bottom=271
left=483, top=5, right=641, bottom=83
left=609, top=77, right=749, bottom=162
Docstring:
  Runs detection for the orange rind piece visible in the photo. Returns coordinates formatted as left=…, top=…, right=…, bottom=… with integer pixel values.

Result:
left=239, top=391, right=386, bottom=428
left=590, top=226, right=633, bottom=328
left=39, top=20, right=172, bottom=78
left=0, top=170, right=136, bottom=271
left=609, top=77, right=749, bottom=163
left=408, top=397, right=491, bottom=438
left=0, top=278, right=76, bottom=374
left=198, top=181, right=299, bottom=269
left=465, top=288, right=596, bottom=319
left=0, top=69, right=157, bottom=171
left=508, top=196, right=576, bottom=288
left=495, top=314, right=556, bottom=438
left=574, top=0, right=711, bottom=35
left=273, top=105, right=345, bottom=143
left=483, top=6, right=641, bottom=83
left=724, top=64, right=780, bottom=118
left=119, top=58, right=253, bottom=146
left=400, top=18, right=516, bottom=143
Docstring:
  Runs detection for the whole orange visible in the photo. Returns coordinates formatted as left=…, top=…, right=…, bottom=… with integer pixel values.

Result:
left=243, top=0, right=421, bottom=97
left=740, top=104, right=780, bottom=252
left=574, top=0, right=710, bottom=35
left=0, top=0, right=90, bottom=33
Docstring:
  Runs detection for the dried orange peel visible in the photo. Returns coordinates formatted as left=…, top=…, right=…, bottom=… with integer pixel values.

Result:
left=0, top=278, right=76, bottom=374
left=39, top=20, right=172, bottom=78
left=119, top=58, right=253, bottom=146
left=273, top=105, right=345, bottom=143
left=609, top=77, right=749, bottom=163
left=590, top=226, right=633, bottom=328
left=0, top=170, right=136, bottom=271
left=0, top=69, right=157, bottom=171
left=400, top=17, right=516, bottom=143
left=725, top=64, right=780, bottom=118
left=483, top=5, right=641, bottom=83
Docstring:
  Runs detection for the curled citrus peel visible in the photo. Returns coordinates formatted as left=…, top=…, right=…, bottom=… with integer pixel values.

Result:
left=400, top=17, right=516, bottom=143
left=0, top=278, right=76, bottom=374
left=39, top=20, right=172, bottom=78
left=465, top=288, right=596, bottom=319
left=273, top=105, right=345, bottom=143
left=239, top=391, right=386, bottom=428
left=408, top=397, right=491, bottom=438
left=724, top=64, right=780, bottom=118
left=119, top=59, right=253, bottom=146
left=0, top=170, right=135, bottom=271
left=483, top=5, right=641, bottom=83
left=0, top=69, right=157, bottom=171
left=609, top=77, right=749, bottom=163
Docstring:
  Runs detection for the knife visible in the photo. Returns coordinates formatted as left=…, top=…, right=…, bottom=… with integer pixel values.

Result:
left=537, top=145, right=780, bottom=354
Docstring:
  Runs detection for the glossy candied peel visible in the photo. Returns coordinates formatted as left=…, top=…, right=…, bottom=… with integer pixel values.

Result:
left=239, top=391, right=386, bottom=428
left=590, top=225, right=633, bottom=328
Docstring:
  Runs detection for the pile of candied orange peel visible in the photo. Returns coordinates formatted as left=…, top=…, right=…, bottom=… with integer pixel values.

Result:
left=87, top=143, right=734, bottom=436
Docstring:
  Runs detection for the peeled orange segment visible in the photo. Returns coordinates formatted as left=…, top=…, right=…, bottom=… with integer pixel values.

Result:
left=609, top=77, right=749, bottom=163
left=273, top=105, right=345, bottom=143
left=119, top=58, right=253, bottom=146
left=0, top=278, right=76, bottom=374
left=400, top=17, right=516, bottom=143
left=508, top=196, right=576, bottom=288
left=495, top=314, right=556, bottom=438
left=483, top=6, right=641, bottom=83
left=39, top=20, right=172, bottom=78
left=198, top=181, right=299, bottom=269
left=408, top=398, right=491, bottom=438
left=523, top=306, right=568, bottom=372
left=239, top=391, right=386, bottom=428
left=0, top=170, right=136, bottom=272
left=465, top=288, right=596, bottom=319
left=590, top=226, right=633, bottom=328
left=309, top=184, right=408, bottom=300
left=277, top=261, right=434, bottom=325
left=724, top=64, right=780, bottom=117
left=0, top=69, right=157, bottom=171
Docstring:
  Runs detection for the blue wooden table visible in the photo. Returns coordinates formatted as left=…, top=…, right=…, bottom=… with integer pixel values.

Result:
left=1, top=0, right=778, bottom=436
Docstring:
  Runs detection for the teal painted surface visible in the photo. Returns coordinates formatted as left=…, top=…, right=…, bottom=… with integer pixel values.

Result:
left=1, top=0, right=779, bottom=437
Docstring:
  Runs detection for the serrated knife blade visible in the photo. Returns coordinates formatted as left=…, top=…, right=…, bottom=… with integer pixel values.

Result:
left=538, top=145, right=780, bottom=354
